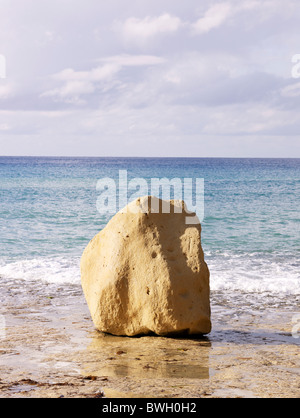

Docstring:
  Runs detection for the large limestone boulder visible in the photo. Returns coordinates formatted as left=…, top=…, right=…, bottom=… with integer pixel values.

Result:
left=81, top=196, right=211, bottom=336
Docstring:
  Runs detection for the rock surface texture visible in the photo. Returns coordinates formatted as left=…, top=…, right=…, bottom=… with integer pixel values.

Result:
left=81, top=196, right=211, bottom=336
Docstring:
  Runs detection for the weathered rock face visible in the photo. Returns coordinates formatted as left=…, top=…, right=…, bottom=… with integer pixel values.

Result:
left=81, top=196, right=211, bottom=336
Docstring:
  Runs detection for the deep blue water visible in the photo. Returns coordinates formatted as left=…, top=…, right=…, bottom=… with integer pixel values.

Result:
left=0, top=157, right=299, bottom=301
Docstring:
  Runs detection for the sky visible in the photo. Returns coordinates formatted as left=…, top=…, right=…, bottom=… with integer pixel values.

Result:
left=0, top=0, right=300, bottom=157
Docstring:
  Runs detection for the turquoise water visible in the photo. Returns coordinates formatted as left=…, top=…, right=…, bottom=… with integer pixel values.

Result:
left=1, top=157, right=299, bottom=305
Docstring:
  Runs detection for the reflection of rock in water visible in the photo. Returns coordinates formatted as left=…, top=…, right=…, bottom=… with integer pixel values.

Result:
left=81, top=331, right=211, bottom=380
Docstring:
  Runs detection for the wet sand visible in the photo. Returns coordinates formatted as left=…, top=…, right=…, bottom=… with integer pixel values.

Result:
left=0, top=278, right=299, bottom=398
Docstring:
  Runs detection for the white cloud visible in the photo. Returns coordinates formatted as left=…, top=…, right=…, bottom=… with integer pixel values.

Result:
left=42, top=55, right=166, bottom=103
left=119, top=13, right=182, bottom=45
left=45, top=30, right=55, bottom=41
left=0, top=123, right=10, bottom=131
left=99, top=54, right=166, bottom=67
left=191, top=1, right=289, bottom=35
left=0, top=84, right=14, bottom=99
left=201, top=103, right=289, bottom=135
left=52, top=64, right=121, bottom=83
left=42, top=63, right=121, bottom=103
left=192, top=2, right=233, bottom=34
left=281, top=82, right=300, bottom=98
left=46, top=81, right=95, bottom=102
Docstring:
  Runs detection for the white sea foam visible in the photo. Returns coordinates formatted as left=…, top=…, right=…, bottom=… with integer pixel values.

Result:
left=0, top=257, right=81, bottom=285
left=207, top=252, right=300, bottom=296
left=0, top=251, right=299, bottom=297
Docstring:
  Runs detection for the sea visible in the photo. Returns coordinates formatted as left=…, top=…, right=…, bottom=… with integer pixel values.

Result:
left=1, top=157, right=300, bottom=313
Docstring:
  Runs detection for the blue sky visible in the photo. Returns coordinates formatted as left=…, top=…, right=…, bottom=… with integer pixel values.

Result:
left=0, top=0, right=300, bottom=157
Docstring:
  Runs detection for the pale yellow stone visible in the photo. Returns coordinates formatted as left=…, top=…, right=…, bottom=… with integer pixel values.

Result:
left=81, top=196, right=211, bottom=336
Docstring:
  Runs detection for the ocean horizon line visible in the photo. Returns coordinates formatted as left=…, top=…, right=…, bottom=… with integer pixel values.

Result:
left=1, top=155, right=300, bottom=160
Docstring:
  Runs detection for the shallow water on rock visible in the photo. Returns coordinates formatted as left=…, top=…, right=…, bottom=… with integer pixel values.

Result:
left=81, top=332, right=213, bottom=380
